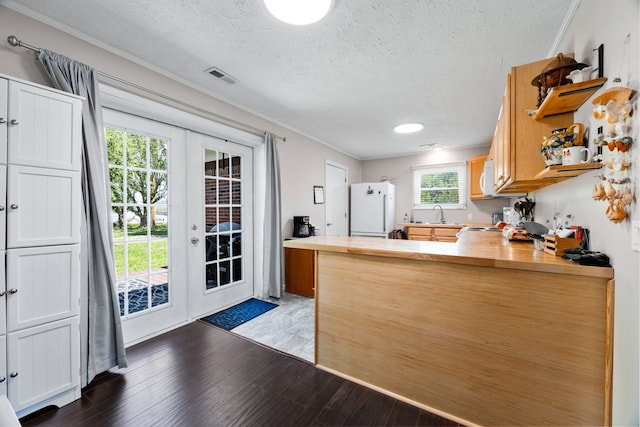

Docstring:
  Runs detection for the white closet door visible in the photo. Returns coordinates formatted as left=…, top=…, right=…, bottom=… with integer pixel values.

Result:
left=6, top=317, right=80, bottom=412
left=0, top=78, right=7, bottom=165
left=6, top=165, right=80, bottom=248
left=7, top=81, right=81, bottom=171
left=6, top=246, right=79, bottom=332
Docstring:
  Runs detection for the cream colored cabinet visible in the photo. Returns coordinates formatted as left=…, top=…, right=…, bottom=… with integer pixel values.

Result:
left=491, top=57, right=574, bottom=194
left=7, top=166, right=80, bottom=248
left=7, top=318, right=80, bottom=413
left=0, top=335, right=5, bottom=397
left=0, top=81, right=7, bottom=165
left=0, top=75, right=82, bottom=417
left=7, top=80, right=81, bottom=171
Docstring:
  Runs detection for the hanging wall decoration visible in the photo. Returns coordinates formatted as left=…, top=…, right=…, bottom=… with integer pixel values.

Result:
left=591, top=82, right=634, bottom=223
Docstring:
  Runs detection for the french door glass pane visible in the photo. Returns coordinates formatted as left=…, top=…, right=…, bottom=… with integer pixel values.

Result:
left=106, top=127, right=170, bottom=317
left=203, top=148, right=243, bottom=291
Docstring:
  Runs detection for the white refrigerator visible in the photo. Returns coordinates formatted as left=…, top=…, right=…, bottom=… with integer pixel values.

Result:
left=350, top=182, right=396, bottom=238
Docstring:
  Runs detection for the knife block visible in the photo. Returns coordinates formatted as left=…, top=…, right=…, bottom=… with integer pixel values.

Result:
left=543, top=235, right=582, bottom=256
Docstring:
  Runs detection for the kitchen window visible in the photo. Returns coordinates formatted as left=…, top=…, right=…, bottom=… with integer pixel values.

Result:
left=412, top=162, right=467, bottom=209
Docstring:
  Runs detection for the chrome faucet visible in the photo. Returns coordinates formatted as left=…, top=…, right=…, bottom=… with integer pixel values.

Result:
left=433, top=205, right=445, bottom=224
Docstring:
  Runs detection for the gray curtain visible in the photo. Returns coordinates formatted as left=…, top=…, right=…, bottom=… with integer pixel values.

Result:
left=263, top=133, right=284, bottom=298
left=38, top=50, right=127, bottom=387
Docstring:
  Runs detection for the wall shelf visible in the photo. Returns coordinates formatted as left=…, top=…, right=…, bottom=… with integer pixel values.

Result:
left=534, top=162, right=602, bottom=180
left=531, top=77, right=607, bottom=120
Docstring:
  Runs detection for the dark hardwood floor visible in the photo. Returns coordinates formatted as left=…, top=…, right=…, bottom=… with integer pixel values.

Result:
left=20, top=321, right=460, bottom=427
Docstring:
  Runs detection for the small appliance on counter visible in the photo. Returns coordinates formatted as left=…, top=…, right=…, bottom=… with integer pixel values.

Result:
left=293, top=216, right=311, bottom=237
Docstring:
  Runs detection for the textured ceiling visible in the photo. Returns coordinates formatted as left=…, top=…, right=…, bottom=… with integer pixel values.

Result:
left=4, top=0, right=574, bottom=159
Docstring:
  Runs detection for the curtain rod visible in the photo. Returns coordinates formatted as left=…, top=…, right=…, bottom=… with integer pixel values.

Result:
left=6, top=35, right=286, bottom=142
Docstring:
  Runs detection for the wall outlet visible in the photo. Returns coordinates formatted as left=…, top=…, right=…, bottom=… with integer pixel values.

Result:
left=467, top=213, right=473, bottom=221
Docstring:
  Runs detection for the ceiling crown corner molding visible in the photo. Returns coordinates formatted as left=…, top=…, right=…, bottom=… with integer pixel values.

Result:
left=547, top=0, right=582, bottom=57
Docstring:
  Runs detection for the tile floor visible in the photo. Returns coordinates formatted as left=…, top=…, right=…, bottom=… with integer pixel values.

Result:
left=231, top=292, right=315, bottom=362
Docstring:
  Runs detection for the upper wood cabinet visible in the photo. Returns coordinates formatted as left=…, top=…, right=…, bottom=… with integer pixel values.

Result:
left=491, top=57, right=574, bottom=194
left=468, top=154, right=489, bottom=200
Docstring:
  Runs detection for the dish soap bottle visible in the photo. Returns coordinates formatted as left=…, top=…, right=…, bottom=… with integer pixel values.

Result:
left=403, top=212, right=409, bottom=223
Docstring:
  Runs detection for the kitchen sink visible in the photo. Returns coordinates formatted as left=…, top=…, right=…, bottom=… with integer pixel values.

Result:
left=461, top=226, right=502, bottom=232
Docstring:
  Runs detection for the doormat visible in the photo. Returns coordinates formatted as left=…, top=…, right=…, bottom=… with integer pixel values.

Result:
left=200, top=298, right=278, bottom=330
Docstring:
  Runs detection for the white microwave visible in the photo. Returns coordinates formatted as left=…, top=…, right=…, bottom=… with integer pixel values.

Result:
left=479, top=159, right=526, bottom=198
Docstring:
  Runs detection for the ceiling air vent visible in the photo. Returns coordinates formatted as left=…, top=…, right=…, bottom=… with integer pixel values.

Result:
left=205, top=66, right=237, bottom=85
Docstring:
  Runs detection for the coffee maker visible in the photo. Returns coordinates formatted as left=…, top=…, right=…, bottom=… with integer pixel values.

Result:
left=293, top=216, right=311, bottom=238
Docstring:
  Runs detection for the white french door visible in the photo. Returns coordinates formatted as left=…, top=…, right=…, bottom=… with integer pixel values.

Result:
left=103, top=109, right=188, bottom=344
left=186, top=132, right=254, bottom=318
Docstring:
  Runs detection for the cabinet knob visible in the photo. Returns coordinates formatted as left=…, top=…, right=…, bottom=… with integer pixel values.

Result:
left=7, top=289, right=17, bottom=295
left=9, top=372, right=18, bottom=378
left=10, top=204, right=17, bottom=209
left=0, top=206, right=4, bottom=211
left=0, top=376, right=5, bottom=383
left=9, top=119, right=19, bottom=125
left=0, top=118, right=6, bottom=124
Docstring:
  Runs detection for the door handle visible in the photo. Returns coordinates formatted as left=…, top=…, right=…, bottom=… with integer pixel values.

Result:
left=191, top=237, right=199, bottom=245
left=327, top=223, right=333, bottom=226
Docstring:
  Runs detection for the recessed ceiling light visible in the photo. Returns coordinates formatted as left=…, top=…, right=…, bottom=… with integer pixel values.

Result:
left=264, top=0, right=334, bottom=25
left=394, top=123, right=424, bottom=134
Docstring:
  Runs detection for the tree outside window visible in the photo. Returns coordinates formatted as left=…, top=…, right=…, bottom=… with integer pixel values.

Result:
left=413, top=163, right=467, bottom=209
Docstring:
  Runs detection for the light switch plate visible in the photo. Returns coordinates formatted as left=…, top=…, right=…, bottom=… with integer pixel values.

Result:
left=632, top=220, right=640, bottom=252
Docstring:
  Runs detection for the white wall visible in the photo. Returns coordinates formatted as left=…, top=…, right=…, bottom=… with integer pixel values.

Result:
left=279, top=140, right=360, bottom=238
left=0, top=5, right=362, bottom=241
left=362, top=147, right=510, bottom=226
left=532, top=1, right=639, bottom=424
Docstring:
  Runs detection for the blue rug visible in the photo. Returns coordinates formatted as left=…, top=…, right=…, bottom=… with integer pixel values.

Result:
left=201, top=298, right=278, bottom=330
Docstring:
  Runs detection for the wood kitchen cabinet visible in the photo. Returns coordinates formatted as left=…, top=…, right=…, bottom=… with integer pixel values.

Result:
left=492, top=56, right=574, bottom=194
left=284, top=247, right=315, bottom=297
left=405, top=224, right=463, bottom=242
left=468, top=154, right=489, bottom=200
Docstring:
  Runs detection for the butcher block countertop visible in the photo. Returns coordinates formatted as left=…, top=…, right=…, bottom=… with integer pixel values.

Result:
left=283, top=235, right=614, bottom=279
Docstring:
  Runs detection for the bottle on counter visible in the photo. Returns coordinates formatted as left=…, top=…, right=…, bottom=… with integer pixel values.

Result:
left=403, top=212, right=409, bottom=223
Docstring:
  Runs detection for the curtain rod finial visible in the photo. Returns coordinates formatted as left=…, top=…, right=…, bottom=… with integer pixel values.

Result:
left=7, top=35, right=19, bottom=47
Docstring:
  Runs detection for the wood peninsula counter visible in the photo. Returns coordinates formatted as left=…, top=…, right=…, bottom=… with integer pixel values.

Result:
left=283, top=236, right=614, bottom=426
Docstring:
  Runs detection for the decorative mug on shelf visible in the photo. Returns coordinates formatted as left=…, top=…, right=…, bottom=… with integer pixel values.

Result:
left=562, top=146, right=592, bottom=165
left=541, top=123, right=584, bottom=166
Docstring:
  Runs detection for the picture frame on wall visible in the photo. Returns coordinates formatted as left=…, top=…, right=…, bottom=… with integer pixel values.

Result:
left=314, top=185, right=325, bottom=204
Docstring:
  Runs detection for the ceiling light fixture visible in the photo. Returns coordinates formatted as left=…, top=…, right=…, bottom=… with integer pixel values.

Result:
left=264, top=0, right=334, bottom=25
left=394, top=122, right=424, bottom=134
